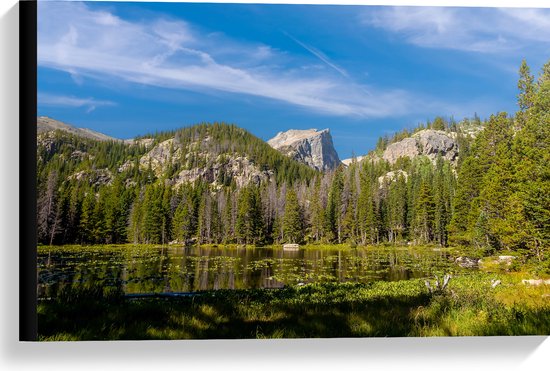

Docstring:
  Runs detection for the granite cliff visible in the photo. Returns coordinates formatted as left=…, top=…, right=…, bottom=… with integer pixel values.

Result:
left=267, top=128, right=341, bottom=171
left=382, top=129, right=459, bottom=165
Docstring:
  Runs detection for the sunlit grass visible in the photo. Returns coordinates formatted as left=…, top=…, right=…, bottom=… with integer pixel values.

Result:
left=38, top=271, right=550, bottom=340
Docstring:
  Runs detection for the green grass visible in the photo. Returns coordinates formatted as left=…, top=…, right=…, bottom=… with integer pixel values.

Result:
left=38, top=272, right=550, bottom=340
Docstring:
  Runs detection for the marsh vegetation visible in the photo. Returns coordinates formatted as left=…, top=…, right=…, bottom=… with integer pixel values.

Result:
left=37, top=244, right=550, bottom=340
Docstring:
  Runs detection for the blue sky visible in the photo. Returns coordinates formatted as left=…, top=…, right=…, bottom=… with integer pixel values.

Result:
left=37, top=1, right=550, bottom=159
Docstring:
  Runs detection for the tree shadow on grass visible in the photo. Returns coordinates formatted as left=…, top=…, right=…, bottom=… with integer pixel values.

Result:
left=38, top=284, right=435, bottom=340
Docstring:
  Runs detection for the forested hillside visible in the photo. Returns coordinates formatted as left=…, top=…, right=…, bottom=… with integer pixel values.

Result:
left=37, top=60, right=550, bottom=263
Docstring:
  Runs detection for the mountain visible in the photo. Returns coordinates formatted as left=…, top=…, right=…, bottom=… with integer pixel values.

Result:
left=37, top=116, right=119, bottom=142
left=36, top=119, right=316, bottom=189
left=267, top=128, right=341, bottom=171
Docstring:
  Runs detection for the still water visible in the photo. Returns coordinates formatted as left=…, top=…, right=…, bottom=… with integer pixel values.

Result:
left=37, top=245, right=454, bottom=297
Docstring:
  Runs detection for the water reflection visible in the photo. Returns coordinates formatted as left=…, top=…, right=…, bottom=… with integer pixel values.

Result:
left=37, top=245, right=453, bottom=297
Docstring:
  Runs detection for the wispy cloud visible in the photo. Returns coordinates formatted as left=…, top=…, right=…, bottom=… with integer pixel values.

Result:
left=284, top=32, right=349, bottom=78
left=38, top=1, right=450, bottom=119
left=38, top=93, right=116, bottom=113
left=362, top=7, right=550, bottom=53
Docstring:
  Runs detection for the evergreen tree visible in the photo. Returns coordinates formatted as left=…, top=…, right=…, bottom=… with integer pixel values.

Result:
left=325, top=166, right=344, bottom=243
left=357, top=174, right=377, bottom=245
left=282, top=188, right=304, bottom=244
left=236, top=186, right=264, bottom=245
left=171, top=185, right=197, bottom=244
left=413, top=178, right=435, bottom=244
left=79, top=190, right=97, bottom=244
left=386, top=173, right=408, bottom=243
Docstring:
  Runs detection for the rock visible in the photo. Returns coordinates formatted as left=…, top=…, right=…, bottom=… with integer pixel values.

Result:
left=173, top=156, right=273, bottom=188
left=455, top=256, right=480, bottom=268
left=139, top=138, right=182, bottom=175
left=267, top=128, right=341, bottom=171
left=126, top=137, right=155, bottom=149
left=283, top=243, right=300, bottom=251
left=118, top=160, right=134, bottom=173
left=383, top=137, right=419, bottom=164
left=522, top=279, right=550, bottom=286
left=68, top=150, right=87, bottom=161
left=415, top=130, right=458, bottom=163
left=382, top=129, right=458, bottom=165
left=37, top=131, right=62, bottom=155
left=68, top=168, right=113, bottom=186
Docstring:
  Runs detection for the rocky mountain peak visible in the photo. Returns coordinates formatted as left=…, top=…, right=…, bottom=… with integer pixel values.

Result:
left=267, top=128, right=341, bottom=171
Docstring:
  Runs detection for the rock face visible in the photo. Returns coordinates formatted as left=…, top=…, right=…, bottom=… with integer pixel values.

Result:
left=139, top=138, right=182, bottom=175
left=173, top=156, right=273, bottom=188
left=267, top=129, right=341, bottom=171
left=67, top=168, right=113, bottom=186
left=382, top=129, right=459, bottom=165
left=138, top=137, right=275, bottom=187
left=383, top=137, right=418, bottom=164
left=37, top=116, right=118, bottom=142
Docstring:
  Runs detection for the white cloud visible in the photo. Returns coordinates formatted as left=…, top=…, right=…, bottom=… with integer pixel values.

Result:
left=38, top=93, right=116, bottom=113
left=362, top=7, right=550, bottom=53
left=284, top=32, right=350, bottom=78
left=38, top=1, right=446, bottom=119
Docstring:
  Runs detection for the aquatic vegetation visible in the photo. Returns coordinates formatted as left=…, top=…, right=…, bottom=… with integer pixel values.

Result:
left=38, top=244, right=457, bottom=297
left=37, top=272, right=550, bottom=340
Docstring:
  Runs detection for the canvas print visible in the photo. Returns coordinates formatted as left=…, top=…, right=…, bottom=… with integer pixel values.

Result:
left=35, top=1, right=550, bottom=340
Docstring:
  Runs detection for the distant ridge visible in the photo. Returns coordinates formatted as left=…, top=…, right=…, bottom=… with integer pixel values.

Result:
left=37, top=116, right=119, bottom=142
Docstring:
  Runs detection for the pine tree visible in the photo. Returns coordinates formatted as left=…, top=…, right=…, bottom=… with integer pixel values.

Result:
left=171, top=185, right=197, bottom=245
left=414, top=179, right=435, bottom=244
left=309, top=176, right=325, bottom=243
left=79, top=190, right=97, bottom=244
left=386, top=173, right=408, bottom=243
left=433, top=157, right=451, bottom=246
left=357, top=175, right=377, bottom=245
left=517, top=59, right=536, bottom=119
left=448, top=156, right=482, bottom=246
left=326, top=166, right=344, bottom=243
left=128, top=187, right=145, bottom=244
left=236, top=186, right=264, bottom=245
left=282, top=188, right=304, bottom=244
left=197, top=191, right=212, bottom=244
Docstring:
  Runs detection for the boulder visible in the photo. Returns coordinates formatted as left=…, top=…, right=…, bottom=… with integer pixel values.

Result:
left=455, top=256, right=480, bottom=268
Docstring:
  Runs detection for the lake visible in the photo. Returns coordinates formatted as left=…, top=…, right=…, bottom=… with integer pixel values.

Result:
left=37, top=245, right=456, bottom=298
